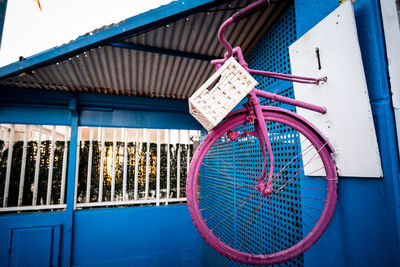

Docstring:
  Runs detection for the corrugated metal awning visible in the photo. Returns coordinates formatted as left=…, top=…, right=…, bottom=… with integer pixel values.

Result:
left=0, top=0, right=290, bottom=100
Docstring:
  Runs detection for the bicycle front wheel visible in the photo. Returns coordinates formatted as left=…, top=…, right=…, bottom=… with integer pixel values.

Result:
left=186, top=110, right=337, bottom=265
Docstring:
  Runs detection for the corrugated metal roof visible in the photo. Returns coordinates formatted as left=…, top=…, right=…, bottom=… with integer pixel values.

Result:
left=0, top=0, right=290, bottom=100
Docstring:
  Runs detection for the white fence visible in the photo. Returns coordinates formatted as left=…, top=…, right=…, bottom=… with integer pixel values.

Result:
left=0, top=124, right=199, bottom=212
left=75, top=127, right=199, bottom=208
left=0, top=124, right=70, bottom=212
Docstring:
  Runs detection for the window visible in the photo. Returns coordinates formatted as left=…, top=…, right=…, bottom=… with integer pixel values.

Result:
left=0, top=124, right=70, bottom=212
left=75, top=127, right=200, bottom=208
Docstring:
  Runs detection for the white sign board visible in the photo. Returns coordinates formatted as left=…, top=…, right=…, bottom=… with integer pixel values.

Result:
left=289, top=1, right=382, bottom=177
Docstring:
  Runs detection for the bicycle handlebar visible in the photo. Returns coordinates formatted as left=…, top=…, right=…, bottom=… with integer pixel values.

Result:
left=214, top=0, right=327, bottom=85
left=232, top=0, right=269, bottom=21
left=218, top=0, right=269, bottom=57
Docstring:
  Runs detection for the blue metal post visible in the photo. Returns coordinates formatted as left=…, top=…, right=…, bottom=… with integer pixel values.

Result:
left=62, top=96, right=78, bottom=267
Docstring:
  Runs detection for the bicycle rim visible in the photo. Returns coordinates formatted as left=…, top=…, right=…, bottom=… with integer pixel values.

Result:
left=186, top=110, right=337, bottom=265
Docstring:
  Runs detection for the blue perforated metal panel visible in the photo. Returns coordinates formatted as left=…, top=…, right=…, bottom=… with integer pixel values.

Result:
left=201, top=5, right=305, bottom=267
left=246, top=5, right=296, bottom=98
left=245, top=7, right=303, bottom=266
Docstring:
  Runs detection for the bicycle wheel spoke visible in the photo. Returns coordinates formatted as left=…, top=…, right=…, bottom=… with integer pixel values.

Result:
left=207, top=150, right=258, bottom=180
left=272, top=138, right=302, bottom=170
left=199, top=174, right=254, bottom=188
left=270, top=123, right=292, bottom=154
left=211, top=191, right=257, bottom=232
left=274, top=138, right=312, bottom=171
left=201, top=163, right=255, bottom=186
left=259, top=203, right=262, bottom=254
left=270, top=199, right=306, bottom=239
left=273, top=166, right=326, bottom=185
left=274, top=147, right=325, bottom=187
left=276, top=142, right=328, bottom=192
left=235, top=196, right=263, bottom=249
left=248, top=198, right=264, bottom=254
left=279, top=185, right=327, bottom=191
left=267, top=198, right=304, bottom=242
left=204, top=194, right=257, bottom=221
left=200, top=183, right=255, bottom=199
left=271, top=195, right=320, bottom=225
left=218, top=211, right=236, bottom=240
left=272, top=141, right=314, bottom=182
left=236, top=135, right=263, bottom=179
left=199, top=184, right=254, bottom=189
left=200, top=194, right=257, bottom=212
left=272, top=193, right=323, bottom=212
left=216, top=139, right=259, bottom=179
left=234, top=196, right=262, bottom=249
left=238, top=196, right=266, bottom=251
left=275, top=190, right=326, bottom=202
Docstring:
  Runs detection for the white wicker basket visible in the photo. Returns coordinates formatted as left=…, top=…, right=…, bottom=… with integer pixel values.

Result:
left=189, top=57, right=258, bottom=131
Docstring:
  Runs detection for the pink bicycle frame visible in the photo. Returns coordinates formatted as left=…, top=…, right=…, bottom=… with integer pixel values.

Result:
left=211, top=0, right=327, bottom=196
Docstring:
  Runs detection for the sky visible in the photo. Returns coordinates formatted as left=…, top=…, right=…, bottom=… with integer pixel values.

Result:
left=0, top=0, right=173, bottom=67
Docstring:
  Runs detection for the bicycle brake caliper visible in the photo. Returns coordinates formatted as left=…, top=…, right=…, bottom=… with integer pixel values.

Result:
left=227, top=130, right=240, bottom=141
left=228, top=99, right=257, bottom=141
left=227, top=129, right=256, bottom=141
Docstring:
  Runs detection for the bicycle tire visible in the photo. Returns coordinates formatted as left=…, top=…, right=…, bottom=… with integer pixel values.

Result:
left=186, top=109, right=337, bottom=265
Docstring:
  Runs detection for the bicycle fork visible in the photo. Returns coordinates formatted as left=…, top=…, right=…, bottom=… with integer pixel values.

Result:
left=248, top=91, right=276, bottom=197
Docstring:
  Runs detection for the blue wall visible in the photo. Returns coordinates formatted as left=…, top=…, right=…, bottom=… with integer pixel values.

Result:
left=295, top=0, right=400, bottom=266
left=72, top=205, right=201, bottom=267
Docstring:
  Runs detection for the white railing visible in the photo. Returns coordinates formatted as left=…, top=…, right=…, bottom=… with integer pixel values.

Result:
left=75, top=127, right=199, bottom=209
left=0, top=124, right=199, bottom=212
left=0, top=124, right=70, bottom=212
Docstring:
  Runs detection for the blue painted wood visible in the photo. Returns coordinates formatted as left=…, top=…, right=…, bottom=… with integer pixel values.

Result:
left=10, top=227, right=53, bottom=267
left=72, top=205, right=201, bottom=267
left=0, top=0, right=225, bottom=79
left=77, top=92, right=190, bottom=113
left=79, top=109, right=201, bottom=129
left=52, top=226, right=62, bottom=267
left=8, top=225, right=61, bottom=267
left=294, top=0, right=400, bottom=266
left=0, top=104, right=73, bottom=126
left=0, top=212, right=67, bottom=266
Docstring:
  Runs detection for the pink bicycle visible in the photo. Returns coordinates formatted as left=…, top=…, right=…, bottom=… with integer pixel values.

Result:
left=186, top=0, right=338, bottom=265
